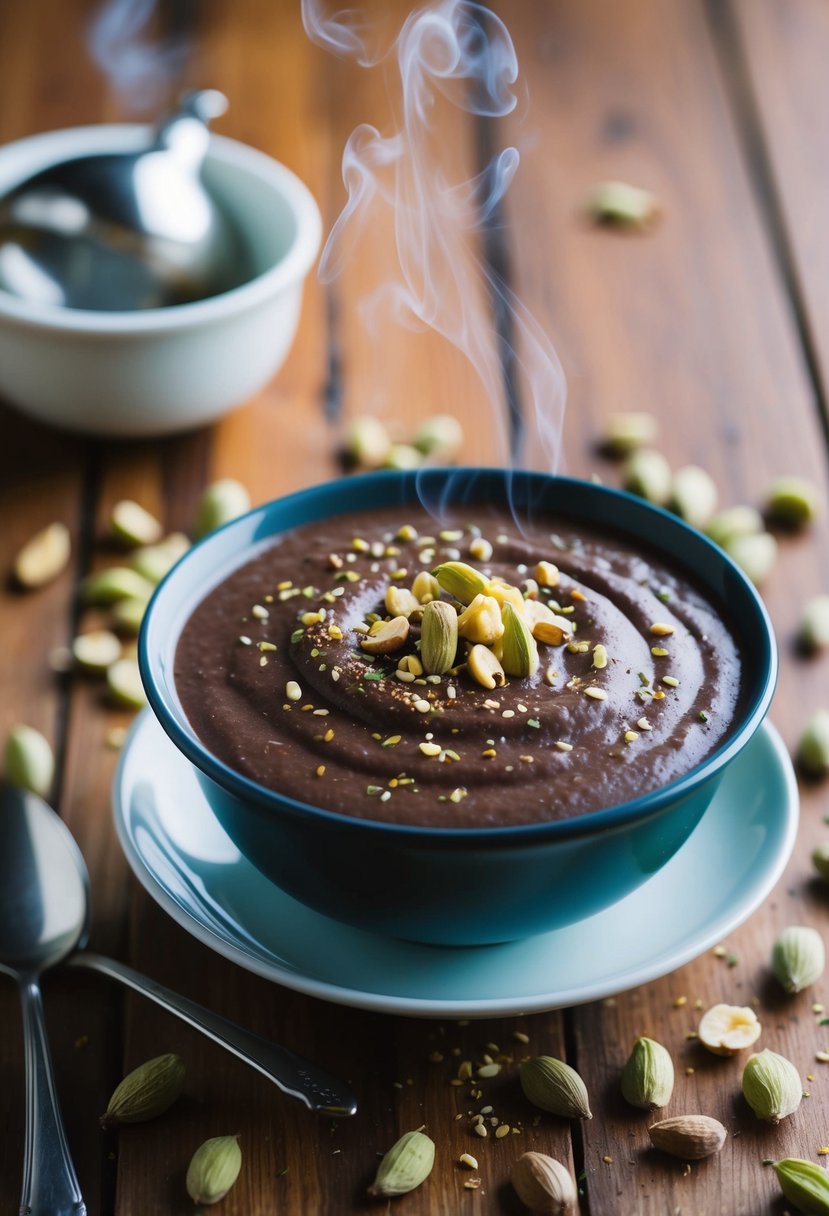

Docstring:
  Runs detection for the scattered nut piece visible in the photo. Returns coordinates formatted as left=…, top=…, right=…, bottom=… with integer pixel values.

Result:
left=599, top=411, right=658, bottom=457
left=648, top=1115, right=727, bottom=1160
left=194, top=478, right=251, bottom=538
left=13, top=522, right=71, bottom=589
left=623, top=448, right=672, bottom=506
left=511, top=1151, right=577, bottom=1216
left=670, top=465, right=718, bottom=529
left=698, top=1004, right=761, bottom=1055
left=72, top=630, right=122, bottom=673
left=110, top=500, right=162, bottom=547
left=797, top=710, right=829, bottom=777
left=585, top=180, right=660, bottom=230
left=4, top=724, right=54, bottom=797
left=766, top=475, right=819, bottom=528
left=106, top=658, right=147, bottom=709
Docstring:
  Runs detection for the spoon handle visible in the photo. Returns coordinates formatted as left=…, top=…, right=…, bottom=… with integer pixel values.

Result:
left=19, top=977, right=86, bottom=1215
left=68, top=953, right=357, bottom=1117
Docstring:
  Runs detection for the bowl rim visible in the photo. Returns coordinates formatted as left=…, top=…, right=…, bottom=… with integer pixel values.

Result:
left=139, top=468, right=778, bottom=842
left=0, top=125, right=322, bottom=333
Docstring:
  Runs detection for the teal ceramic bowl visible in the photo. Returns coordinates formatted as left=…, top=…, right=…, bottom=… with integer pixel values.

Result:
left=139, top=469, right=777, bottom=945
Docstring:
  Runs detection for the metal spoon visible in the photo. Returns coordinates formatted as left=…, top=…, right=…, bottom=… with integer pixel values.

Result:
left=0, top=788, right=357, bottom=1147
left=0, top=784, right=86, bottom=1216
left=0, top=89, right=249, bottom=310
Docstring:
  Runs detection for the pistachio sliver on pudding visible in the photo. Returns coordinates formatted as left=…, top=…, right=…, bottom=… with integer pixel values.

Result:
left=174, top=506, right=742, bottom=828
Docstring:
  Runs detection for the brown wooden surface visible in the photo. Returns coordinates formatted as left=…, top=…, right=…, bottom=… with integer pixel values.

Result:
left=2, top=1, right=829, bottom=1212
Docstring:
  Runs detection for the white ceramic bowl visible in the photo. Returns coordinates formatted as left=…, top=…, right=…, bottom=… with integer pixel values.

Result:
left=0, top=125, right=322, bottom=436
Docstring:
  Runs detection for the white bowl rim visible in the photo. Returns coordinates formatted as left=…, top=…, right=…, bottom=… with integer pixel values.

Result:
left=0, top=124, right=322, bottom=333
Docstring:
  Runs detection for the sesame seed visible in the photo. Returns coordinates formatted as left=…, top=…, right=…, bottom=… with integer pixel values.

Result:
left=312, top=708, right=330, bottom=716
left=555, top=740, right=573, bottom=752
left=285, top=681, right=302, bottom=701
left=382, top=735, right=402, bottom=747
left=251, top=604, right=269, bottom=620
left=662, top=676, right=680, bottom=687
left=650, top=622, right=675, bottom=636
left=502, top=709, right=515, bottom=719
left=584, top=687, right=608, bottom=701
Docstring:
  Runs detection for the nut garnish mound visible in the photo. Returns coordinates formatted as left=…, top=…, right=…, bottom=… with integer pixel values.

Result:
left=175, top=505, right=742, bottom=828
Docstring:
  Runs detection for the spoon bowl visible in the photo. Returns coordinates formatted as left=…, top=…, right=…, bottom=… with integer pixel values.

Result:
left=0, top=90, right=246, bottom=311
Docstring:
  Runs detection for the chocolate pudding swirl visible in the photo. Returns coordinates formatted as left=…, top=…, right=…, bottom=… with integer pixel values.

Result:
left=175, top=505, right=742, bottom=828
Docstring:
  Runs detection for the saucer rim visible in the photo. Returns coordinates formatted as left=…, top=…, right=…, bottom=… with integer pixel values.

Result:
left=113, top=713, right=798, bottom=1018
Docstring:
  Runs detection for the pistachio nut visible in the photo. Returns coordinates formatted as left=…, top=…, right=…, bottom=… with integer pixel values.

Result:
left=359, top=616, right=410, bottom=655
left=501, top=603, right=540, bottom=679
left=345, top=415, right=391, bottom=469
left=413, top=413, right=464, bottom=460
left=622, top=448, right=672, bottom=506
left=420, top=600, right=459, bottom=674
left=130, top=533, right=190, bottom=584
left=535, top=560, right=561, bottom=587
left=469, top=537, right=493, bottom=563
left=647, top=1114, right=727, bottom=1160
left=621, top=1037, right=674, bottom=1111
left=724, top=531, right=777, bottom=585
left=101, top=1052, right=185, bottom=1127
left=110, top=499, right=162, bottom=547
left=411, top=570, right=441, bottom=603
left=111, top=596, right=148, bottom=636
left=83, top=567, right=155, bottom=606
left=800, top=596, right=829, bottom=653
left=186, top=1134, right=242, bottom=1205
left=13, top=521, right=71, bottom=589
left=485, top=576, right=526, bottom=614
left=742, top=1049, right=802, bottom=1123
left=670, top=465, right=719, bottom=529
left=385, top=585, right=421, bottom=618
left=697, top=1004, right=761, bottom=1055
left=599, top=411, right=658, bottom=456
left=194, top=478, right=251, bottom=538
left=383, top=443, right=423, bottom=471
left=771, top=925, right=825, bottom=993
left=467, top=643, right=506, bottom=690
left=704, top=504, right=763, bottom=548
left=510, top=1151, right=577, bottom=1215
left=4, top=724, right=54, bottom=797
left=767, top=475, right=819, bottom=527
left=367, top=1129, right=435, bottom=1198
left=457, top=594, right=504, bottom=645
left=106, top=658, right=148, bottom=709
left=585, top=180, right=660, bottom=230
left=797, top=709, right=829, bottom=777
left=72, top=630, right=122, bottom=673
left=773, top=1157, right=829, bottom=1215
left=432, top=561, right=489, bottom=605
left=813, top=844, right=829, bottom=881
left=519, top=1055, right=592, bottom=1119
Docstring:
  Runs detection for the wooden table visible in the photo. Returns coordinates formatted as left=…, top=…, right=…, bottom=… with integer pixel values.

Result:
left=2, top=1, right=829, bottom=1212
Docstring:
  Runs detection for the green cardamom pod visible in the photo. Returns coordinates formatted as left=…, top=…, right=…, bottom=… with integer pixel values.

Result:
left=798, top=710, right=829, bottom=777
left=100, top=1052, right=185, bottom=1127
left=813, top=844, right=829, bottom=882
left=431, top=561, right=489, bottom=605
left=367, top=1129, right=435, bottom=1198
left=501, top=603, right=540, bottom=679
left=186, top=1135, right=242, bottom=1205
left=519, top=1055, right=592, bottom=1120
left=420, top=600, right=459, bottom=675
left=772, top=925, right=825, bottom=993
left=742, top=1049, right=802, bottom=1124
left=774, top=1157, right=829, bottom=1215
left=194, top=478, right=251, bottom=537
left=621, top=1037, right=674, bottom=1111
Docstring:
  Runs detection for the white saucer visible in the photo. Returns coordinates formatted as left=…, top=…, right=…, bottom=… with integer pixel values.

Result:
left=113, top=712, right=798, bottom=1018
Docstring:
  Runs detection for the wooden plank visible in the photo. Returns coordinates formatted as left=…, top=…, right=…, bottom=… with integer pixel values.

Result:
left=730, top=0, right=829, bottom=416
left=497, top=1, right=829, bottom=1213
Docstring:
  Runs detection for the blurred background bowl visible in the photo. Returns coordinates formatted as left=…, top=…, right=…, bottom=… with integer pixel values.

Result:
left=0, top=124, right=321, bottom=436
left=138, top=469, right=778, bottom=946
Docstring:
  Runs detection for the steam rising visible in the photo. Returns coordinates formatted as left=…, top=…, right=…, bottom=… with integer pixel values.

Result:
left=302, top=0, right=566, bottom=469
left=89, top=0, right=188, bottom=113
